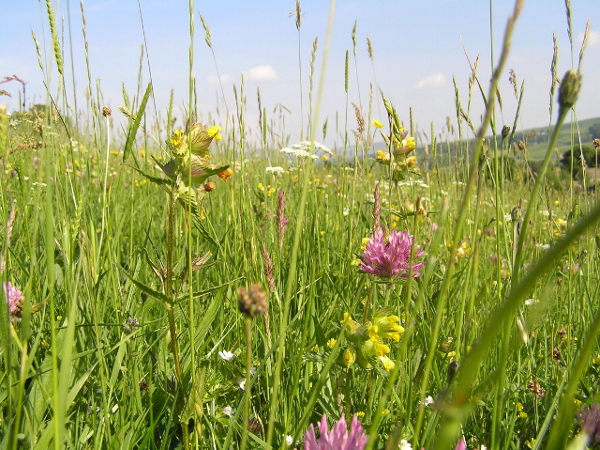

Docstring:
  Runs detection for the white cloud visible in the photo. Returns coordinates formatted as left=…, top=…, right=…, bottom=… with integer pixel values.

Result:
left=415, top=73, right=446, bottom=90
left=207, top=74, right=233, bottom=86
left=578, top=30, right=600, bottom=47
left=243, top=65, right=278, bottom=82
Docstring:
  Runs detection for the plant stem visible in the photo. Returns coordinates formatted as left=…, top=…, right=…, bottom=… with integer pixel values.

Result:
left=241, top=316, right=252, bottom=450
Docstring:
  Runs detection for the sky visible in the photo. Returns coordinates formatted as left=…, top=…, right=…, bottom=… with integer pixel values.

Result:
left=2, top=0, right=599, bottom=148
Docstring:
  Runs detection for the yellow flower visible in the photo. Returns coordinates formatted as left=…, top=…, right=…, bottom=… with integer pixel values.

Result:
left=360, top=237, right=371, bottom=251
left=379, top=356, right=395, bottom=372
left=375, top=150, right=391, bottom=165
left=373, top=119, right=384, bottom=129
left=406, top=155, right=417, bottom=168
left=217, top=167, right=234, bottom=182
left=168, top=123, right=221, bottom=158
left=403, top=137, right=415, bottom=151
left=356, top=411, right=365, bottom=418
left=169, top=129, right=185, bottom=157
left=207, top=125, right=222, bottom=141
left=343, top=348, right=356, bottom=367
left=322, top=155, right=329, bottom=161
left=327, top=338, right=337, bottom=349
left=375, top=342, right=390, bottom=357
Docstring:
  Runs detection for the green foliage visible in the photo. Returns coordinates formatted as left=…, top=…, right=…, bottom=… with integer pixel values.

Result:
left=560, top=144, right=599, bottom=170
left=3, top=3, right=600, bottom=449
left=588, top=122, right=600, bottom=138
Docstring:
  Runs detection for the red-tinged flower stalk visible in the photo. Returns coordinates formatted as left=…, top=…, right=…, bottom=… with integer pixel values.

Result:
left=277, top=189, right=288, bottom=250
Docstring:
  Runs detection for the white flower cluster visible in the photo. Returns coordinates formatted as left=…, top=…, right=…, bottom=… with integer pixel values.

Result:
left=266, top=166, right=285, bottom=174
left=280, top=141, right=333, bottom=160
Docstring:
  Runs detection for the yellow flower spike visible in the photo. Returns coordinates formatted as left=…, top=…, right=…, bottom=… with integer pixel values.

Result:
left=373, top=119, right=384, bottom=129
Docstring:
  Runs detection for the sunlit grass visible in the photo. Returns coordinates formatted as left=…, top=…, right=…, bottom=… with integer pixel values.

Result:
left=1, top=0, right=600, bottom=449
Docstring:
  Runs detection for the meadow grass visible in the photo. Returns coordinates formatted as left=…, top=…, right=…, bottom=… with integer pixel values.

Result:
left=2, top=0, right=600, bottom=449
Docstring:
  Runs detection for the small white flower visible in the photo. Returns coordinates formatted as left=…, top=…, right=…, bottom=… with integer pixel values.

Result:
left=423, top=395, right=434, bottom=406
left=480, top=446, right=488, bottom=450
left=237, top=378, right=246, bottom=391
left=343, top=207, right=350, bottom=216
left=399, top=439, right=413, bottom=450
left=223, top=406, right=233, bottom=417
left=218, top=350, right=235, bottom=362
left=525, top=298, right=536, bottom=306
left=285, top=435, right=294, bottom=446
left=266, top=166, right=285, bottom=174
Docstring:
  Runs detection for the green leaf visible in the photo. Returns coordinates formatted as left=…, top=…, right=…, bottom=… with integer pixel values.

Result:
left=118, top=266, right=172, bottom=308
left=128, top=164, right=173, bottom=188
left=174, top=277, right=243, bottom=304
left=123, top=83, right=152, bottom=162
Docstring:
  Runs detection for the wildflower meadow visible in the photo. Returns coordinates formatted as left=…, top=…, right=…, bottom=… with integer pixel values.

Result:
left=2, top=0, right=600, bottom=449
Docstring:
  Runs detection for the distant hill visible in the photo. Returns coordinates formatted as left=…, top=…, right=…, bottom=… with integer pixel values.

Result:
left=334, top=117, right=600, bottom=165
left=515, top=116, right=600, bottom=160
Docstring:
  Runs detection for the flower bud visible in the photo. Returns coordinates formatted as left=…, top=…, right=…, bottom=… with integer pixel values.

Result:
left=558, top=70, right=581, bottom=112
left=238, top=284, right=268, bottom=318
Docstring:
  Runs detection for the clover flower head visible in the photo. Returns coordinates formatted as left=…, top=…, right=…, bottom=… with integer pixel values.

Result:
left=576, top=402, right=600, bottom=444
left=304, top=414, right=368, bottom=450
left=3, top=282, right=23, bottom=322
left=360, top=230, right=424, bottom=279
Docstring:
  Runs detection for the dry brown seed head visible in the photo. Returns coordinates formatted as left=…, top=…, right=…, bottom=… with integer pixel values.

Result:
left=102, top=106, right=112, bottom=117
left=238, top=284, right=268, bottom=318
left=552, top=347, right=562, bottom=361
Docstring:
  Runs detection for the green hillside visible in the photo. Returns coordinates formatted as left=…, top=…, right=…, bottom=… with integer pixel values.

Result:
left=515, top=116, right=600, bottom=160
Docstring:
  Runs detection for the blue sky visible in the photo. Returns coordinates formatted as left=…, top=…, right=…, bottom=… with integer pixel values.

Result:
left=2, top=1, right=599, bottom=147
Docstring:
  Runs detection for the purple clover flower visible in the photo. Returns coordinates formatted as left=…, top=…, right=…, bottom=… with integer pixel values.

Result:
left=3, top=282, right=23, bottom=322
left=304, top=414, right=368, bottom=450
left=577, top=402, right=600, bottom=444
left=455, top=437, right=467, bottom=450
left=360, top=230, right=424, bottom=279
